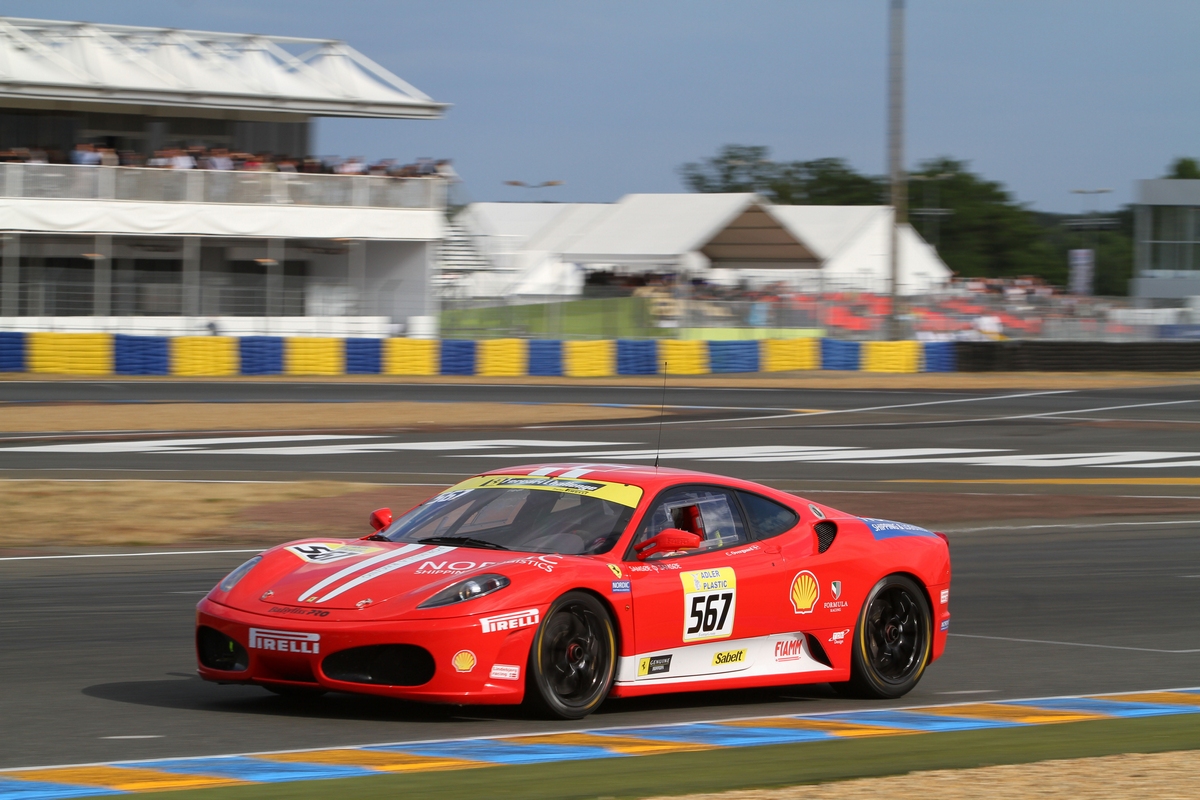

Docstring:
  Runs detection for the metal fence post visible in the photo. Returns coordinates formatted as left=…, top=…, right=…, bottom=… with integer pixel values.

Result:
left=1, top=233, right=19, bottom=316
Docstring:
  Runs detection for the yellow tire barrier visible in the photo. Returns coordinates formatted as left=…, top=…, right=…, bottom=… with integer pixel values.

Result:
left=477, top=338, right=528, bottom=377
left=862, top=340, right=922, bottom=373
left=170, top=337, right=239, bottom=376
left=27, top=332, right=113, bottom=375
left=660, top=339, right=709, bottom=375
left=384, top=338, right=439, bottom=376
left=761, top=338, right=820, bottom=372
left=563, top=340, right=616, bottom=377
left=285, top=337, right=344, bottom=376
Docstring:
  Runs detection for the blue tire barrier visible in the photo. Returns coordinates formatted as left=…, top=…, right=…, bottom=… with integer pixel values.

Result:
left=923, top=341, right=956, bottom=372
left=114, top=334, right=169, bottom=376
left=821, top=338, right=861, bottom=371
left=239, top=336, right=284, bottom=375
left=528, top=339, right=563, bottom=376
left=440, top=339, right=477, bottom=376
left=0, top=331, right=25, bottom=372
left=709, top=340, right=760, bottom=374
left=617, top=339, right=658, bottom=375
left=344, top=338, right=382, bottom=375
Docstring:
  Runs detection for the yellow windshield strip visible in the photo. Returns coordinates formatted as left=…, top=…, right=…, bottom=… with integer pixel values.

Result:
left=443, top=474, right=643, bottom=508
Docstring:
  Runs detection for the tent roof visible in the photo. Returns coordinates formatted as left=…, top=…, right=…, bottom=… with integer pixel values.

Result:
left=767, top=205, right=886, bottom=261
left=0, top=17, right=446, bottom=118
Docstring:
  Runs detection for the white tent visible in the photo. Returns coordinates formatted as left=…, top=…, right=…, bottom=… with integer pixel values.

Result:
left=454, top=195, right=951, bottom=298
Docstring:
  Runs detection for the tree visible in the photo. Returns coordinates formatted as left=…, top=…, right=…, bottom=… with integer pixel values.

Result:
left=678, top=145, right=884, bottom=205
left=1167, top=157, right=1200, bottom=179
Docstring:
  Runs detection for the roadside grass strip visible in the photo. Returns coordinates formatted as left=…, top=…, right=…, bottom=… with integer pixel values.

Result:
left=6, top=689, right=1200, bottom=799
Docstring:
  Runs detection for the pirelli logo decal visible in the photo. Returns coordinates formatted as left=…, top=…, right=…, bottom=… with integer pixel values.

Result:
left=248, top=628, right=320, bottom=654
left=479, top=608, right=540, bottom=634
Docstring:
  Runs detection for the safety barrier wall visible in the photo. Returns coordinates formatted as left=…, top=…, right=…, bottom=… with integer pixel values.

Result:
left=4, top=335, right=1196, bottom=376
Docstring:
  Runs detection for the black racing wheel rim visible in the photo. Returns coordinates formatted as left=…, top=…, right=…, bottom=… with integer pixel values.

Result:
left=537, top=599, right=612, bottom=710
left=863, top=584, right=926, bottom=684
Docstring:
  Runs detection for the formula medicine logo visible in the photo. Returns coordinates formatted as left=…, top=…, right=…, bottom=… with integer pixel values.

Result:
left=479, top=608, right=540, bottom=634
left=248, top=628, right=320, bottom=654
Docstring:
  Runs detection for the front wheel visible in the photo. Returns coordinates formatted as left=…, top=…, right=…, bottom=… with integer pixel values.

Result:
left=525, top=591, right=616, bottom=719
left=837, top=574, right=932, bottom=699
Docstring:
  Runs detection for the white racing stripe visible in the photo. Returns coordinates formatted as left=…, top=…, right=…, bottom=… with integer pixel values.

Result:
left=0, top=549, right=264, bottom=562
left=315, top=546, right=456, bottom=603
left=296, top=543, right=424, bottom=602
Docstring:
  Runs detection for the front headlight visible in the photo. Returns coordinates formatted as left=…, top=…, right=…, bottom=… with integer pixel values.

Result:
left=218, top=555, right=262, bottom=592
left=418, top=573, right=510, bottom=609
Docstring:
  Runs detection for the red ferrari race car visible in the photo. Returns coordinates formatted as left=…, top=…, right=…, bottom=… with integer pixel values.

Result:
left=197, top=464, right=951, bottom=719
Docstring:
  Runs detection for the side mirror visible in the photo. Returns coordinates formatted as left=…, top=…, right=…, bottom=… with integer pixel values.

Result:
left=634, top=528, right=703, bottom=561
left=369, top=507, right=392, bottom=532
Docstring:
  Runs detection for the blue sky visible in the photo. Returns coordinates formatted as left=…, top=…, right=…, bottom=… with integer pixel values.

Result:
left=10, top=1, right=1198, bottom=211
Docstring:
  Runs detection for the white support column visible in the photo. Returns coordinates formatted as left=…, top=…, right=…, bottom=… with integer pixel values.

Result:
left=92, top=235, right=112, bottom=317
left=349, top=239, right=366, bottom=314
left=182, top=237, right=201, bottom=316
left=266, top=238, right=284, bottom=317
left=1, top=233, right=18, bottom=316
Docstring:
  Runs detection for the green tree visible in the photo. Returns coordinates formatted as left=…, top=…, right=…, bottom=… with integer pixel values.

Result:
left=678, top=145, right=884, bottom=205
left=1167, top=157, right=1200, bottom=179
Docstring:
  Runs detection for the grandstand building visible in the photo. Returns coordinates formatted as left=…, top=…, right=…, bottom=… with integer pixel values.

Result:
left=1133, top=179, right=1200, bottom=305
left=0, top=16, right=448, bottom=335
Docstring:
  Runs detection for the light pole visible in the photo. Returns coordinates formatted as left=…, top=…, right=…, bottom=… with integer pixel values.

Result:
left=504, top=180, right=564, bottom=193
left=886, top=0, right=906, bottom=339
left=1066, top=188, right=1114, bottom=295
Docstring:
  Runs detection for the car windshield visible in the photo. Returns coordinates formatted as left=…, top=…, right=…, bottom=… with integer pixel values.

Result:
left=381, top=484, right=638, bottom=555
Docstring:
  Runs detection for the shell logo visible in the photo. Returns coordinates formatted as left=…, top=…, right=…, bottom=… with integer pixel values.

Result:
left=790, top=571, right=819, bottom=614
left=451, top=649, right=477, bottom=673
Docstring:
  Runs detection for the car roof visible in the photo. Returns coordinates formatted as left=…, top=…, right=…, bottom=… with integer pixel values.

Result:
left=480, top=463, right=789, bottom=498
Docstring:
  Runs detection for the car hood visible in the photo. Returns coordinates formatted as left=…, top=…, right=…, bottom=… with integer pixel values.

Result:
left=223, top=539, right=570, bottom=611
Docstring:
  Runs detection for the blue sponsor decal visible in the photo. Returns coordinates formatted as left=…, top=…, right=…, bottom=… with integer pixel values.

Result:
left=860, top=517, right=939, bottom=540
left=941, top=619, right=950, bottom=632
left=611, top=580, right=631, bottom=593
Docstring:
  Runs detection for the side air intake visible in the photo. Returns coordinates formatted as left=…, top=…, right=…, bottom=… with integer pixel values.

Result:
left=815, top=521, right=838, bottom=553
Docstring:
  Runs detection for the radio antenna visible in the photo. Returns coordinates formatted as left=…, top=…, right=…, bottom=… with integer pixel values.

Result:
left=654, top=360, right=668, bottom=470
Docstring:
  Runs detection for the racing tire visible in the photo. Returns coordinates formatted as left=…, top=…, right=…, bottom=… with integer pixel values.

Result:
left=836, top=574, right=932, bottom=699
left=525, top=591, right=616, bottom=720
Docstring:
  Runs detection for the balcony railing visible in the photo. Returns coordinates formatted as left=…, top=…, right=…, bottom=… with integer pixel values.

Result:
left=0, top=163, right=446, bottom=209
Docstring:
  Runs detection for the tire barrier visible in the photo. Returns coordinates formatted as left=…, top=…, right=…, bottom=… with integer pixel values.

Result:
left=861, top=340, right=921, bottom=374
left=0, top=331, right=25, bottom=372
left=820, top=338, right=861, bottom=371
left=238, top=336, right=284, bottom=376
left=114, top=334, right=169, bottom=376
left=27, top=332, right=113, bottom=375
left=439, top=339, right=476, bottom=376
left=285, top=337, right=344, bottom=376
left=477, top=338, right=527, bottom=377
left=344, top=338, right=382, bottom=375
left=5, top=335, right=1194, bottom=377
left=171, top=337, right=239, bottom=376
left=564, top=340, right=616, bottom=378
left=616, top=339, right=658, bottom=375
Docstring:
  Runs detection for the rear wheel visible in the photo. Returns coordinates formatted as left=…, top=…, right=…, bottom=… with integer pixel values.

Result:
left=525, top=591, right=616, bottom=719
left=837, top=574, right=931, bottom=699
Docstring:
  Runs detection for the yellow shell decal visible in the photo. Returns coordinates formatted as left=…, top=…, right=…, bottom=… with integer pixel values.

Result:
left=790, top=571, right=819, bottom=614
left=451, top=650, right=477, bottom=673
left=608, top=563, right=623, bottom=579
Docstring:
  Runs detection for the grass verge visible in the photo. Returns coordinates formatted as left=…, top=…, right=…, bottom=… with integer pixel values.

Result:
left=138, top=714, right=1200, bottom=800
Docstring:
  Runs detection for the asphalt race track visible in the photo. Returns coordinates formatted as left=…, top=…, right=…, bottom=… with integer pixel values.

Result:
left=3, top=379, right=1200, bottom=769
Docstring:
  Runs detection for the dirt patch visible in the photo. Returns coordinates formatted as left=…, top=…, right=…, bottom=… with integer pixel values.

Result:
left=0, top=401, right=654, bottom=433
left=643, top=749, right=1200, bottom=800
left=798, top=491, right=1200, bottom=528
left=0, top=481, right=446, bottom=548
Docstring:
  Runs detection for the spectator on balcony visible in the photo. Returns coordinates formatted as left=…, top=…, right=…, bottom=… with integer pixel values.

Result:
left=99, top=147, right=119, bottom=167
left=70, top=143, right=102, bottom=165
left=206, top=148, right=234, bottom=171
left=170, top=148, right=197, bottom=170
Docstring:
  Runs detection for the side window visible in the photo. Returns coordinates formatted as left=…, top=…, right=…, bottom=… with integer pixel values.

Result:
left=738, top=491, right=800, bottom=540
left=632, top=487, right=747, bottom=558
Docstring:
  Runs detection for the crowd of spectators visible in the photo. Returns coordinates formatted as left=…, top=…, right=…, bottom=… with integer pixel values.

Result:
left=0, top=143, right=456, bottom=179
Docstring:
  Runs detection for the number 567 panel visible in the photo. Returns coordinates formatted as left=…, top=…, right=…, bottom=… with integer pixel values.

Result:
left=197, top=464, right=951, bottom=719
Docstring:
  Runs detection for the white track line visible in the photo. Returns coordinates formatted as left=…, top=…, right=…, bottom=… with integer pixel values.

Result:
left=947, top=519, right=1200, bottom=533
left=950, top=633, right=1200, bottom=654
left=4, top=683, right=1199, bottom=774
left=529, top=390, right=1077, bottom=429
left=0, top=549, right=263, bottom=562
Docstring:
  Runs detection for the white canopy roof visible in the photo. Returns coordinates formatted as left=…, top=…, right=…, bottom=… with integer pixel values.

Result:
left=0, top=17, right=446, bottom=118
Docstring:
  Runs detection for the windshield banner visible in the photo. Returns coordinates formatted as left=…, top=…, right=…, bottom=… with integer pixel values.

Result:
left=442, top=475, right=644, bottom=508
